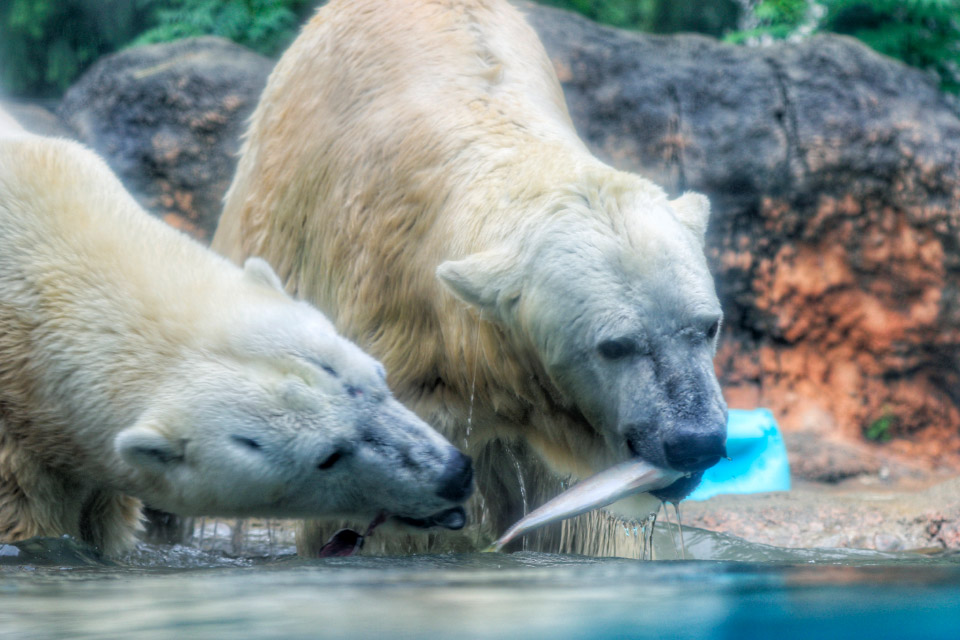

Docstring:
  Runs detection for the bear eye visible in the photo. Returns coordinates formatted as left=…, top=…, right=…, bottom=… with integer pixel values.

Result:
left=304, top=355, right=338, bottom=378
left=231, top=435, right=262, bottom=451
left=706, top=319, right=720, bottom=340
left=318, top=449, right=344, bottom=470
left=598, top=338, right=634, bottom=360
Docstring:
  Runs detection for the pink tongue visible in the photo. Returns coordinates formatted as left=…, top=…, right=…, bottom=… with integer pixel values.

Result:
left=317, top=513, right=387, bottom=558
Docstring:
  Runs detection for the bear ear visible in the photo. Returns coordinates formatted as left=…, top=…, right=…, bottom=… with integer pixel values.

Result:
left=243, top=257, right=285, bottom=292
left=115, top=420, right=186, bottom=473
left=437, top=249, right=521, bottom=317
left=669, top=192, right=711, bottom=244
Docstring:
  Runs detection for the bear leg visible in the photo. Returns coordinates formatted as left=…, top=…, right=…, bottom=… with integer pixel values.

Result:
left=78, top=491, right=142, bottom=556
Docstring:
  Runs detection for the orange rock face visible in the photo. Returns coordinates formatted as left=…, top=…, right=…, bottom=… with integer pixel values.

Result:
left=715, top=198, right=960, bottom=470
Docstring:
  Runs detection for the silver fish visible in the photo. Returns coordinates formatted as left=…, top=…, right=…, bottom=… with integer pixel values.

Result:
left=487, top=459, right=684, bottom=552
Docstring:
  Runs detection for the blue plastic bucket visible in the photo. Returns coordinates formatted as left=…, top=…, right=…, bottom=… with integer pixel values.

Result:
left=686, top=408, right=791, bottom=501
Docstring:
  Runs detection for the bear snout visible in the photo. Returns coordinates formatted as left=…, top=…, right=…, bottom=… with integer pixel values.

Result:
left=435, top=448, right=474, bottom=502
left=662, top=423, right=727, bottom=473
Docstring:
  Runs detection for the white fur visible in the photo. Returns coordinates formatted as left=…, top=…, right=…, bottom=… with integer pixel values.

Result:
left=213, top=0, right=726, bottom=554
left=0, top=120, right=464, bottom=555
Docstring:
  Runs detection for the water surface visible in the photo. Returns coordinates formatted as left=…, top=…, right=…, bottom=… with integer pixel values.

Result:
left=2, top=527, right=958, bottom=639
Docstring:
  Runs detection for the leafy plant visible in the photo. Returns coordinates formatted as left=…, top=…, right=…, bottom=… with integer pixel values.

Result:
left=864, top=410, right=896, bottom=443
left=0, top=0, right=154, bottom=97
left=132, top=0, right=311, bottom=58
left=535, top=0, right=657, bottom=31
left=728, top=0, right=960, bottom=93
left=534, top=0, right=740, bottom=36
left=825, top=0, right=960, bottom=94
left=725, top=0, right=811, bottom=43
left=0, top=0, right=319, bottom=98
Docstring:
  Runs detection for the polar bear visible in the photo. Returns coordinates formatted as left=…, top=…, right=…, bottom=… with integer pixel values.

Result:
left=0, top=119, right=473, bottom=556
left=213, top=0, right=726, bottom=556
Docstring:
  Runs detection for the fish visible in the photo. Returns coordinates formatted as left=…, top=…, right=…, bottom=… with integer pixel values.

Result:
left=486, top=459, right=685, bottom=552
left=317, top=512, right=386, bottom=557
left=316, top=506, right=467, bottom=557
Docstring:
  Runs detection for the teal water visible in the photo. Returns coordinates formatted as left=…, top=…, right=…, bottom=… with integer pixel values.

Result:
left=2, top=528, right=959, bottom=639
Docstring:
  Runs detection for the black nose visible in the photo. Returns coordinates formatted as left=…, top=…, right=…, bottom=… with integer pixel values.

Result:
left=663, top=426, right=726, bottom=472
left=436, top=449, right=474, bottom=502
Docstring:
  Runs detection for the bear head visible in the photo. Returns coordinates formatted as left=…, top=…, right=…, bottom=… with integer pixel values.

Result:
left=115, top=258, right=472, bottom=531
left=438, top=182, right=727, bottom=498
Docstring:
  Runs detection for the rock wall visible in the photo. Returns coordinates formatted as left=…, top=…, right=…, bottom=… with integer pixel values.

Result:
left=58, top=37, right=272, bottom=240
left=52, top=5, right=960, bottom=473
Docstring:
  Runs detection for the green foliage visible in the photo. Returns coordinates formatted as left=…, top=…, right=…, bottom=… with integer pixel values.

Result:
left=4, top=0, right=957, bottom=97
left=825, top=0, right=960, bottom=94
left=648, top=0, right=741, bottom=37
left=864, top=411, right=896, bottom=443
left=132, top=0, right=311, bottom=57
left=728, top=0, right=960, bottom=93
left=535, top=0, right=656, bottom=31
left=725, top=0, right=810, bottom=43
left=0, top=0, right=318, bottom=98
left=535, top=0, right=741, bottom=36
left=0, top=0, right=154, bottom=97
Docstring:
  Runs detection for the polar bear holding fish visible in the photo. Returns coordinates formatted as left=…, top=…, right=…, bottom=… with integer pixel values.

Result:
left=213, top=0, right=726, bottom=555
left=0, top=112, right=473, bottom=556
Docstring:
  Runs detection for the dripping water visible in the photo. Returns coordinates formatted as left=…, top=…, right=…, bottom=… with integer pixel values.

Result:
left=266, top=518, right=275, bottom=557
left=474, top=489, right=490, bottom=547
left=504, top=446, right=529, bottom=551
left=638, top=519, right=648, bottom=559
left=196, top=517, right=206, bottom=550
left=643, top=510, right=658, bottom=561
left=672, top=502, right=686, bottom=560
left=661, top=501, right=682, bottom=559
left=213, top=519, right=221, bottom=553
left=506, top=449, right=528, bottom=517
left=465, top=310, right=483, bottom=443
left=465, top=310, right=493, bottom=544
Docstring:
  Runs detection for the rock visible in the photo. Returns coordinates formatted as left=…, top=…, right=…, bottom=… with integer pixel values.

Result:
left=680, top=476, right=960, bottom=550
left=782, top=429, right=915, bottom=483
left=522, top=3, right=960, bottom=468
left=873, top=532, right=904, bottom=552
left=58, top=37, right=273, bottom=240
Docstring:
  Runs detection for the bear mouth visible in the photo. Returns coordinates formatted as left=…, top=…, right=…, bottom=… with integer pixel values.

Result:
left=624, top=438, right=710, bottom=500
left=394, top=506, right=466, bottom=531
left=649, top=472, right=704, bottom=502
left=316, top=507, right=467, bottom=558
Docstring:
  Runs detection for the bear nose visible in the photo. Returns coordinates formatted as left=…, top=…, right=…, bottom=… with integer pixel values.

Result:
left=436, top=449, right=474, bottom=502
left=663, top=425, right=726, bottom=472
